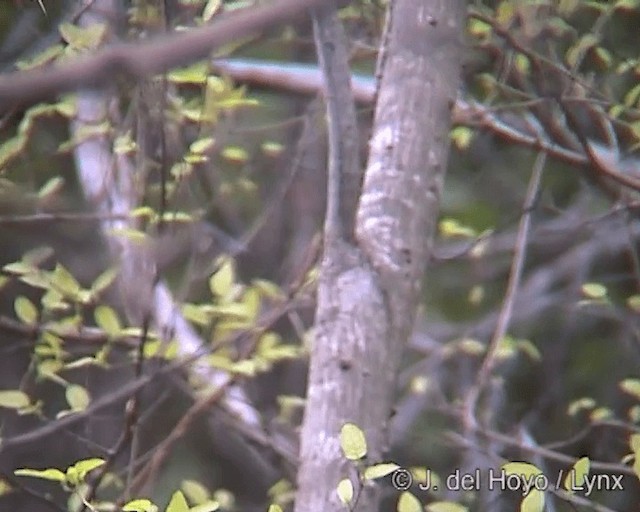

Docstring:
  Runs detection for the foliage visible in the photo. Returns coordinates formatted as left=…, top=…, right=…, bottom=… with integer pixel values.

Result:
left=1, top=0, right=640, bottom=511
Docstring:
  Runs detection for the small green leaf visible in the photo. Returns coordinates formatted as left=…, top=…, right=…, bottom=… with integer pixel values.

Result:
left=16, top=44, right=64, bottom=70
left=620, top=379, right=640, bottom=400
left=364, top=463, right=400, bottom=480
left=439, top=218, right=476, bottom=238
left=336, top=478, right=353, bottom=505
left=450, top=126, right=474, bottom=150
left=0, top=390, right=31, bottom=409
left=516, top=339, right=541, bottom=361
left=168, top=62, right=209, bottom=84
left=203, top=0, right=222, bottom=21
left=567, top=397, right=595, bottom=416
left=566, top=34, right=598, bottom=68
left=15, top=296, right=38, bottom=325
left=624, top=84, right=640, bottom=108
left=123, top=498, right=158, bottom=512
left=467, top=18, right=492, bottom=38
left=180, top=478, right=206, bottom=499
left=589, top=406, right=612, bottom=421
left=501, top=462, right=542, bottom=479
left=59, top=22, right=107, bottom=50
left=627, top=295, right=640, bottom=312
left=190, top=137, right=215, bottom=154
left=340, top=423, right=367, bottom=460
left=221, top=146, right=249, bottom=164
left=267, top=505, right=283, bottom=512
left=166, top=490, right=189, bottom=512
left=91, top=267, right=118, bottom=295
left=71, top=458, right=105, bottom=481
left=14, top=468, right=66, bottom=482
left=37, top=177, right=65, bottom=200
left=209, top=259, right=235, bottom=298
left=51, top=264, right=81, bottom=298
left=581, top=282, right=607, bottom=299
left=564, top=457, right=590, bottom=492
left=261, top=141, right=285, bottom=157
left=94, top=305, right=121, bottom=337
left=520, top=489, right=544, bottom=512
left=397, top=491, right=422, bottom=512
left=66, top=384, right=90, bottom=411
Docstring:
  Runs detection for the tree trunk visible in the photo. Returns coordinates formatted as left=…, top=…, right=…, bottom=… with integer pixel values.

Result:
left=294, top=1, right=465, bottom=511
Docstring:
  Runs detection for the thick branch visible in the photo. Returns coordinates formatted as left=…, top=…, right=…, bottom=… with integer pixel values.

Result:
left=0, top=0, right=326, bottom=108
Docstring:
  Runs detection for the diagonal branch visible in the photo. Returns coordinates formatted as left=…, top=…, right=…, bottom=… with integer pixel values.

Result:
left=0, top=0, right=327, bottom=108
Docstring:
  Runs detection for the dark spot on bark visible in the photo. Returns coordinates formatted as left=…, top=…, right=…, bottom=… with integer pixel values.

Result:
left=400, top=248, right=412, bottom=265
left=428, top=16, right=438, bottom=26
left=339, top=359, right=352, bottom=371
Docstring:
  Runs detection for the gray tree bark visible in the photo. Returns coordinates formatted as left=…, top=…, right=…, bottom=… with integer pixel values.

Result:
left=294, top=1, right=465, bottom=511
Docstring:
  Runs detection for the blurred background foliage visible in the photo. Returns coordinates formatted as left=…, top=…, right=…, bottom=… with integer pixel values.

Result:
left=1, top=0, right=640, bottom=511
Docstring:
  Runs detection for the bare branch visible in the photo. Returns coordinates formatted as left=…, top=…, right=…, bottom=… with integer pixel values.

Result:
left=0, top=0, right=327, bottom=108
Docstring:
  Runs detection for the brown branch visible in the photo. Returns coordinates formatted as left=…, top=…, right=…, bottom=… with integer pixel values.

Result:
left=0, top=0, right=326, bottom=109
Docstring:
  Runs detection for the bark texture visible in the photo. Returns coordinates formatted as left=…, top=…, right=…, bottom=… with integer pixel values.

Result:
left=294, top=1, right=465, bottom=511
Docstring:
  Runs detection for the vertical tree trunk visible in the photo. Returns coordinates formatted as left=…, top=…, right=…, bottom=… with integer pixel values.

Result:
left=294, top=1, right=465, bottom=511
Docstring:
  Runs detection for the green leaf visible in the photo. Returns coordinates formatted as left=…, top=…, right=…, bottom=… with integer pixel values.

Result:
left=203, top=0, right=222, bottom=21
left=51, top=264, right=81, bottom=298
left=37, top=177, right=65, bottom=200
left=0, top=136, right=26, bottom=171
left=427, top=502, right=468, bottom=512
left=336, top=478, right=353, bottom=505
left=567, top=397, right=595, bottom=416
left=209, top=259, right=235, bottom=298
left=501, top=462, right=542, bottom=479
left=340, top=423, right=367, bottom=460
left=16, top=44, right=64, bottom=70
left=59, top=22, right=107, bottom=50
left=624, top=83, right=640, bottom=108
left=66, top=384, right=90, bottom=411
left=564, top=457, right=590, bottom=492
left=114, top=132, right=137, bottom=154
left=166, top=491, right=189, bottom=512
left=14, top=467, right=66, bottom=482
left=94, top=305, right=122, bottom=337
left=516, top=339, right=541, bottom=361
left=467, top=18, right=492, bottom=38
left=397, top=491, right=422, bottom=512
left=221, top=146, right=249, bottom=164
left=267, top=505, right=283, bottom=512
left=439, top=218, right=476, bottom=238
left=626, top=295, right=640, bottom=313
left=0, top=390, right=31, bottom=409
left=615, top=0, right=640, bottom=11
left=91, top=267, right=119, bottom=295
left=581, top=282, right=607, bottom=299
left=123, top=498, right=159, bottom=512
left=168, top=62, right=209, bottom=84
left=520, top=489, right=544, bottom=512
left=15, top=296, right=38, bottom=325
left=450, top=126, right=474, bottom=150
left=620, top=379, right=640, bottom=400
left=364, top=463, right=400, bottom=480
left=589, top=406, right=612, bottom=421
left=261, top=141, right=285, bottom=157
left=566, top=34, right=599, bottom=68
left=190, top=137, right=215, bottom=154
left=71, top=458, right=105, bottom=481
